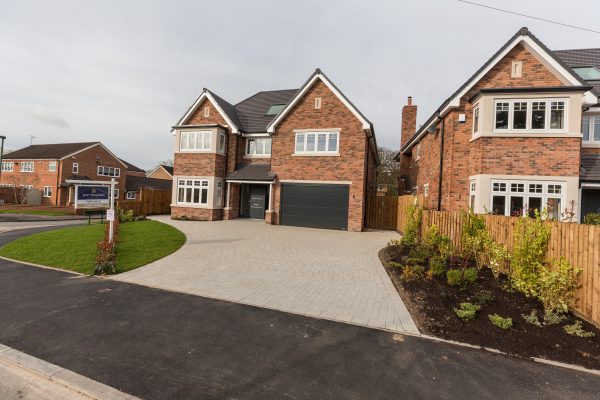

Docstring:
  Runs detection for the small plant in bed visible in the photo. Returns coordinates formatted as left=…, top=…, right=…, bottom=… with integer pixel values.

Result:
left=454, top=302, right=480, bottom=321
left=488, top=314, right=513, bottom=330
left=563, top=321, right=595, bottom=338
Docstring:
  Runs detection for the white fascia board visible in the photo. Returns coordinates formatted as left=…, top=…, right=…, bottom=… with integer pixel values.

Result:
left=583, top=92, right=599, bottom=106
left=441, top=35, right=586, bottom=117
left=173, top=92, right=239, bottom=134
left=267, top=74, right=370, bottom=133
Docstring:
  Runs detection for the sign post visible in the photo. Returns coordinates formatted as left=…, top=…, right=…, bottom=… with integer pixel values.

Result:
left=109, top=178, right=115, bottom=242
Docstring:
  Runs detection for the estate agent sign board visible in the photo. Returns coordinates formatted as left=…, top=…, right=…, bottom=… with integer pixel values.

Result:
left=76, top=186, right=110, bottom=209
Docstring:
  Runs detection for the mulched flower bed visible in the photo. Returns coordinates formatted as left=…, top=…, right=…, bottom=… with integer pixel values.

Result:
left=380, top=245, right=600, bottom=371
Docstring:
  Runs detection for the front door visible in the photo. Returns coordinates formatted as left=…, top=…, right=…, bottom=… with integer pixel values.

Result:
left=249, top=185, right=266, bottom=219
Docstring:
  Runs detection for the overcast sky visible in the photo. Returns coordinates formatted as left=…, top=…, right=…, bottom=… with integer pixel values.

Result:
left=1, top=0, right=599, bottom=169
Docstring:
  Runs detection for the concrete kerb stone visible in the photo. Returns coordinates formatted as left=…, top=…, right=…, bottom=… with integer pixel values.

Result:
left=0, top=343, right=140, bottom=400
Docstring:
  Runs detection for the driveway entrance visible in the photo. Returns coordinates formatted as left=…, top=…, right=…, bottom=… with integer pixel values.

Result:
left=112, top=216, right=417, bottom=333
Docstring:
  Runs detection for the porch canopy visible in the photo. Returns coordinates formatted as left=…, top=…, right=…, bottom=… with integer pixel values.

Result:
left=225, top=164, right=276, bottom=183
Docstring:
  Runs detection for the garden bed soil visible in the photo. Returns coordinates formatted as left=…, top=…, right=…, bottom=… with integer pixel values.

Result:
left=380, top=246, right=600, bottom=371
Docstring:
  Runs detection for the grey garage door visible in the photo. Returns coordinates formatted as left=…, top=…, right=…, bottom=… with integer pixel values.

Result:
left=280, top=183, right=349, bottom=230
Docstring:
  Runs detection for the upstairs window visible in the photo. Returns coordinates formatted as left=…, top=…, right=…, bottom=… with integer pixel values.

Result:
left=97, top=166, right=120, bottom=177
left=295, top=131, right=339, bottom=154
left=218, top=133, right=226, bottom=152
left=72, top=163, right=79, bottom=174
left=494, top=99, right=566, bottom=132
left=582, top=115, right=600, bottom=143
left=246, top=138, right=271, bottom=157
left=1, top=162, right=13, bottom=172
left=48, top=161, right=57, bottom=172
left=473, top=106, right=479, bottom=133
left=573, top=67, right=600, bottom=80
left=180, top=131, right=211, bottom=151
left=266, top=104, right=286, bottom=115
left=20, top=161, right=34, bottom=172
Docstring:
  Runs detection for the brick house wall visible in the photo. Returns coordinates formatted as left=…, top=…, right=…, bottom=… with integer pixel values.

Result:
left=1, top=159, right=61, bottom=205
left=270, top=80, right=371, bottom=231
left=400, top=42, right=584, bottom=212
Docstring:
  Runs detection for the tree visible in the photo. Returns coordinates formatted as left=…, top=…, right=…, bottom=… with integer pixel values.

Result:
left=376, top=147, right=401, bottom=196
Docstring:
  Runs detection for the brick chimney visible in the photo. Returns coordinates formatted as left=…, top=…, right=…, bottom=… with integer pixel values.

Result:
left=401, top=96, right=417, bottom=149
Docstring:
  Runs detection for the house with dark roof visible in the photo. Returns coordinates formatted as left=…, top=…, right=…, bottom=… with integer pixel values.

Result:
left=120, top=158, right=146, bottom=177
left=147, top=164, right=173, bottom=180
left=1, top=142, right=128, bottom=206
left=397, top=27, right=599, bottom=221
left=170, top=69, right=378, bottom=231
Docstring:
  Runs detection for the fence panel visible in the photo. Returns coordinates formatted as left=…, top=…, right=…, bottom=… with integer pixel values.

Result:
left=117, top=189, right=171, bottom=217
left=365, top=194, right=398, bottom=230
left=396, top=205, right=600, bottom=328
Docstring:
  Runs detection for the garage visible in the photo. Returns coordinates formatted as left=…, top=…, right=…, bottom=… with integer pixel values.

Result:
left=280, top=183, right=349, bottom=230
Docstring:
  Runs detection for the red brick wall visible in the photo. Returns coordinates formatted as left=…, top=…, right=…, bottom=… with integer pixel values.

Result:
left=186, top=98, right=228, bottom=127
left=401, top=43, right=579, bottom=212
left=172, top=206, right=223, bottom=221
left=2, top=144, right=126, bottom=206
left=271, top=80, right=369, bottom=231
left=174, top=153, right=226, bottom=178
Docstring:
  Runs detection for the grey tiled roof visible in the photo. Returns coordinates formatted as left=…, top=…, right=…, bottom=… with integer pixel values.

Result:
left=119, top=158, right=145, bottom=173
left=554, top=48, right=600, bottom=98
left=5, top=142, right=99, bottom=159
left=234, top=89, right=298, bottom=133
left=581, top=154, right=600, bottom=182
left=207, top=89, right=242, bottom=129
left=225, top=163, right=276, bottom=181
left=125, top=176, right=173, bottom=191
left=160, top=165, right=173, bottom=176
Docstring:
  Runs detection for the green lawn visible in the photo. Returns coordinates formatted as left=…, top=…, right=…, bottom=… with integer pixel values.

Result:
left=0, top=220, right=186, bottom=274
left=0, top=209, right=72, bottom=216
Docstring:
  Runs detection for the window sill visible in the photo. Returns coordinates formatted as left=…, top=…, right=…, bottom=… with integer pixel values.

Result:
left=582, top=142, right=600, bottom=148
left=244, top=155, right=271, bottom=159
left=292, top=153, right=340, bottom=157
left=470, top=132, right=582, bottom=142
left=175, top=150, right=213, bottom=154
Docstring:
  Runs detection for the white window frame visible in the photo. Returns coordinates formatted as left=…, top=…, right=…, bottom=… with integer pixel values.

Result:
left=72, top=163, right=79, bottom=174
left=216, top=180, right=223, bottom=207
left=97, top=165, right=121, bottom=177
left=582, top=114, right=600, bottom=144
left=245, top=137, right=272, bottom=158
left=1, top=161, right=14, bottom=172
left=294, top=131, right=339, bottom=155
left=493, top=98, right=568, bottom=133
left=113, top=189, right=120, bottom=199
left=490, top=179, right=564, bottom=219
left=469, top=180, right=476, bottom=210
left=176, top=178, right=210, bottom=206
left=126, top=191, right=136, bottom=200
left=473, top=106, right=479, bottom=134
left=20, top=161, right=34, bottom=172
left=43, top=186, right=52, bottom=197
left=48, top=161, right=57, bottom=172
left=204, top=106, right=210, bottom=117
left=218, top=133, right=226, bottom=153
left=180, top=130, right=212, bottom=152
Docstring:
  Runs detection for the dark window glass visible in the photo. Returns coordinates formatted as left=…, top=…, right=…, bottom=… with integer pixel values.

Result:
left=550, top=102, right=565, bottom=129
left=201, top=188, right=208, bottom=204
left=186, top=188, right=192, bottom=203
left=510, top=196, right=524, bottom=216
left=513, top=102, right=527, bottom=129
left=531, top=102, right=546, bottom=129
left=528, top=197, right=542, bottom=218
left=193, top=188, right=200, bottom=203
left=495, top=102, right=509, bottom=129
left=492, top=196, right=506, bottom=215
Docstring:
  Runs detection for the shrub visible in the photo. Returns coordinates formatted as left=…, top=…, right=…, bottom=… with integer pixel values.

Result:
left=386, top=261, right=403, bottom=268
left=521, top=310, right=543, bottom=327
left=488, top=314, right=512, bottom=330
left=423, top=225, right=453, bottom=259
left=583, top=212, right=600, bottom=225
left=543, top=310, right=567, bottom=325
left=473, top=290, right=494, bottom=306
left=462, top=267, right=478, bottom=285
left=447, top=268, right=477, bottom=288
left=401, top=203, right=422, bottom=246
left=537, top=257, right=581, bottom=314
left=94, top=218, right=120, bottom=275
left=563, top=320, right=595, bottom=338
left=429, top=256, right=447, bottom=277
left=400, top=265, right=425, bottom=282
left=119, top=209, right=135, bottom=223
left=454, top=302, right=480, bottom=321
left=407, top=245, right=430, bottom=265
left=446, top=269, right=463, bottom=286
left=461, top=210, right=509, bottom=275
left=510, top=212, right=551, bottom=297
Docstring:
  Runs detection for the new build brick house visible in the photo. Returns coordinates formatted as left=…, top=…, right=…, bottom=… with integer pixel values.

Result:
left=1, top=142, right=127, bottom=206
left=170, top=69, right=378, bottom=231
left=398, top=27, right=600, bottom=222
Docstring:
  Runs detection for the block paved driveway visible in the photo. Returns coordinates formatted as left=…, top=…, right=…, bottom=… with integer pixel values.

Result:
left=112, top=216, right=418, bottom=333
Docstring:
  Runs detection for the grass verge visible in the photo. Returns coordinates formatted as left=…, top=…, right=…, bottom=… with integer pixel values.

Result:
left=0, top=220, right=186, bottom=274
left=0, top=209, right=72, bottom=216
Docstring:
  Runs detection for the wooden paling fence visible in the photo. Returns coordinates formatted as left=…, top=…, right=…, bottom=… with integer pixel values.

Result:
left=396, top=195, right=600, bottom=328
left=117, top=189, right=171, bottom=216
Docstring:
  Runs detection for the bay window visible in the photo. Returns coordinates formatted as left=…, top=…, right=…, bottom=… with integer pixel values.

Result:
left=180, top=131, right=211, bottom=151
left=177, top=179, right=209, bottom=205
left=490, top=179, right=564, bottom=219
left=246, top=138, right=272, bottom=157
left=295, top=131, right=339, bottom=154
left=493, top=99, right=566, bottom=132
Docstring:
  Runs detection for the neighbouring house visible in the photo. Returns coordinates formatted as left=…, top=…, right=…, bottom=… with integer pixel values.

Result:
left=0, top=142, right=127, bottom=206
left=170, top=68, right=378, bottom=231
left=147, top=165, right=173, bottom=180
left=125, top=176, right=172, bottom=200
left=121, top=159, right=147, bottom=177
left=397, top=27, right=599, bottom=222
